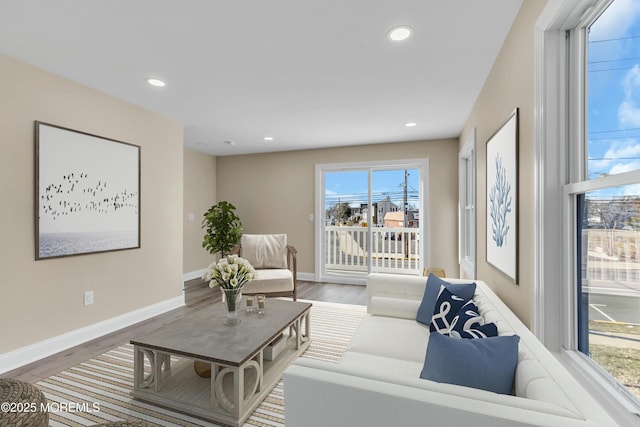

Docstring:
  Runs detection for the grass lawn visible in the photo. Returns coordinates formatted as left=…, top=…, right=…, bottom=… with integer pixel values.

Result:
left=590, top=345, right=640, bottom=397
left=590, top=320, right=640, bottom=336
left=589, top=321, right=640, bottom=397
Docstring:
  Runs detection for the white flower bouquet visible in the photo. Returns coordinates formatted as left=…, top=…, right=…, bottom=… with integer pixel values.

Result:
left=204, top=255, right=256, bottom=290
left=204, top=255, right=257, bottom=325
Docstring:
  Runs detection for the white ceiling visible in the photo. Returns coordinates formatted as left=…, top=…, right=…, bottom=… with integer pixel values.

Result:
left=0, top=0, right=522, bottom=156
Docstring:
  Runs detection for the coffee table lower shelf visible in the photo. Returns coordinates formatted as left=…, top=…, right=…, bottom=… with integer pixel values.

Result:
left=131, top=335, right=310, bottom=427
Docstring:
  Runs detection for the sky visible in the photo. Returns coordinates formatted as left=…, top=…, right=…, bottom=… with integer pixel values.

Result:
left=324, top=168, right=420, bottom=212
left=588, top=0, right=640, bottom=195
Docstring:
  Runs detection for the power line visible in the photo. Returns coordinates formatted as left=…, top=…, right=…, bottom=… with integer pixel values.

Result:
left=588, top=65, right=640, bottom=73
left=589, top=127, right=640, bottom=134
left=589, top=56, right=640, bottom=64
left=589, top=35, right=640, bottom=44
left=589, top=135, right=640, bottom=141
left=588, top=156, right=640, bottom=161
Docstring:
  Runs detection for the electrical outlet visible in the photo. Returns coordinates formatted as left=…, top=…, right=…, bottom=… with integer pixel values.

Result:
left=188, top=213, right=195, bottom=221
left=309, top=213, right=314, bottom=222
left=84, top=290, right=94, bottom=306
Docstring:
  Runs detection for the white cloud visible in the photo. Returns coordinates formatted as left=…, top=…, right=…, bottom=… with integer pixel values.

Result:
left=618, top=66, right=640, bottom=126
left=590, top=0, right=640, bottom=41
left=618, top=100, right=640, bottom=126
left=589, top=139, right=640, bottom=174
left=609, top=159, right=640, bottom=174
left=622, top=183, right=640, bottom=196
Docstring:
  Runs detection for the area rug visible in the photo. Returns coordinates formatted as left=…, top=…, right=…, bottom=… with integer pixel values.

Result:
left=37, top=300, right=366, bottom=426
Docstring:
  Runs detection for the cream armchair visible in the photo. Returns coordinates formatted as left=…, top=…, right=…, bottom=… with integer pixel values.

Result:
left=233, top=234, right=298, bottom=300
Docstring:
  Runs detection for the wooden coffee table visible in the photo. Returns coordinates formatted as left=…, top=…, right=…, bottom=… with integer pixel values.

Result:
left=130, top=299, right=311, bottom=427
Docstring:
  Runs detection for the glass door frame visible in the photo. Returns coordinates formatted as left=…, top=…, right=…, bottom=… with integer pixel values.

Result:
left=314, top=158, right=429, bottom=284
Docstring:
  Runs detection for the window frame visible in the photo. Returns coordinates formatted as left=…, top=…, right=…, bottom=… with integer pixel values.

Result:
left=535, top=0, right=640, bottom=419
left=459, top=129, right=476, bottom=279
left=314, top=158, right=429, bottom=284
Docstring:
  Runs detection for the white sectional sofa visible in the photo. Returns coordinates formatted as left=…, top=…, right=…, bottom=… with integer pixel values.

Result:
left=284, top=273, right=617, bottom=427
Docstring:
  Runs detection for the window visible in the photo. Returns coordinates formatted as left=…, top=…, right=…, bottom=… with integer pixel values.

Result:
left=459, top=130, right=476, bottom=279
left=537, top=0, right=640, bottom=418
left=575, top=0, right=640, bottom=402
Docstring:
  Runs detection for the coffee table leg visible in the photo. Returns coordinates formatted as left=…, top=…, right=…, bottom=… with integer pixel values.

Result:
left=134, top=347, right=162, bottom=391
left=294, top=312, right=311, bottom=350
left=304, top=311, right=311, bottom=341
left=133, top=345, right=142, bottom=391
left=256, top=352, right=263, bottom=392
left=211, top=363, right=219, bottom=408
left=234, top=366, right=244, bottom=418
left=152, top=351, right=161, bottom=392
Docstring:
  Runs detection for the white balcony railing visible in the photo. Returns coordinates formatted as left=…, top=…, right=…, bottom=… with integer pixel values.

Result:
left=325, top=225, right=420, bottom=275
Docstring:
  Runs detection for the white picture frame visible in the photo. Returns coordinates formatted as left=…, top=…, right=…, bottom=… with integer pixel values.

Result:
left=486, top=109, right=518, bottom=282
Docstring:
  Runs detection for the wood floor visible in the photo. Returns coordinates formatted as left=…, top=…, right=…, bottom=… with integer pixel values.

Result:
left=4, top=280, right=366, bottom=384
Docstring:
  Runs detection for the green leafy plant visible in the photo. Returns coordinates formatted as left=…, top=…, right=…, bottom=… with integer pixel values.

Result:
left=202, top=201, right=243, bottom=258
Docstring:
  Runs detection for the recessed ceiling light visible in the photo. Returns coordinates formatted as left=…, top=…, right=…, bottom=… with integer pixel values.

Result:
left=388, top=26, right=413, bottom=42
left=146, top=78, right=166, bottom=87
left=405, top=122, right=417, bottom=127
left=263, top=136, right=274, bottom=141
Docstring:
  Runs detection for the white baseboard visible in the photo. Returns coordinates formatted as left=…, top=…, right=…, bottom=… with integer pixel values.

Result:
left=183, top=268, right=207, bottom=283
left=0, top=295, right=184, bottom=375
left=296, top=272, right=315, bottom=282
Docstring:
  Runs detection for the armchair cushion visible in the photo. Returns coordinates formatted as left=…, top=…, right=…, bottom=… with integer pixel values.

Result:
left=243, top=268, right=294, bottom=294
left=241, top=234, right=288, bottom=269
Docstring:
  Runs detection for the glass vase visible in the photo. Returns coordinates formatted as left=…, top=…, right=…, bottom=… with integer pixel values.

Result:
left=221, top=288, right=243, bottom=326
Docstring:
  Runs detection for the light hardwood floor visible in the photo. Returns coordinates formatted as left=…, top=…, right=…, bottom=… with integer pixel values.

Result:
left=5, top=280, right=366, bottom=384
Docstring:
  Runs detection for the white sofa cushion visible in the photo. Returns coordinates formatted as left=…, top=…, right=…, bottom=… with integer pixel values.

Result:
left=347, top=315, right=428, bottom=364
left=340, top=351, right=423, bottom=379
left=241, top=234, right=288, bottom=269
left=369, top=296, right=420, bottom=319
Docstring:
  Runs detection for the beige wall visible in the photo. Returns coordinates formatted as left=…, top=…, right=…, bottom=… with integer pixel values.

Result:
left=183, top=148, right=217, bottom=273
left=216, top=138, right=460, bottom=276
left=0, top=54, right=184, bottom=354
left=459, top=0, right=548, bottom=328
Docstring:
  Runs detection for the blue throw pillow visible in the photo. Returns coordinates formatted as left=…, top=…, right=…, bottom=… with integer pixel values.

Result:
left=416, top=274, right=476, bottom=325
left=448, top=323, right=498, bottom=339
left=429, top=286, right=468, bottom=334
left=420, top=332, right=520, bottom=394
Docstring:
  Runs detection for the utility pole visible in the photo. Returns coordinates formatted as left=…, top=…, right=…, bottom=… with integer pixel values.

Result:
left=403, top=170, right=409, bottom=258
left=403, top=170, right=408, bottom=225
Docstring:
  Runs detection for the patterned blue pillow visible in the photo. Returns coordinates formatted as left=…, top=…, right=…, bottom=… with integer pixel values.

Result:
left=416, top=274, right=476, bottom=325
left=449, top=299, right=483, bottom=332
left=447, top=299, right=498, bottom=339
left=429, top=286, right=468, bottom=334
left=421, top=332, right=520, bottom=394
left=448, top=323, right=498, bottom=339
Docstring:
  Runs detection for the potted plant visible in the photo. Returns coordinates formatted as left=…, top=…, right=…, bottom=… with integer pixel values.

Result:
left=202, top=201, right=243, bottom=258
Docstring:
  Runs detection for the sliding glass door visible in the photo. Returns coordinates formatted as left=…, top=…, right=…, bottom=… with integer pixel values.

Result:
left=316, top=159, right=427, bottom=284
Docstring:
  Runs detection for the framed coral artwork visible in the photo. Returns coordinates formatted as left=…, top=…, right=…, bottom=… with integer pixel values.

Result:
left=486, top=109, right=518, bottom=282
